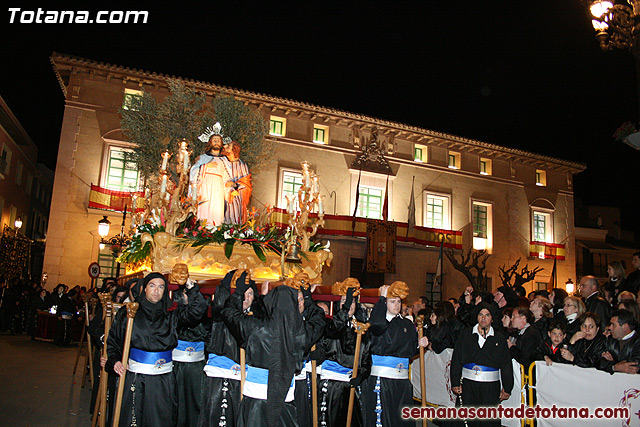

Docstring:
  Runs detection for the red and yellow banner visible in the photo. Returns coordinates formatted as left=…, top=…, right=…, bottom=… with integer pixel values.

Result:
left=270, top=207, right=462, bottom=249
left=88, top=184, right=145, bottom=213
left=367, top=219, right=397, bottom=273
left=529, top=241, right=566, bottom=260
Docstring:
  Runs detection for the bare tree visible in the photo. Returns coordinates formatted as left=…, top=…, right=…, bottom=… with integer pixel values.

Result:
left=498, top=258, right=543, bottom=289
left=445, top=248, right=491, bottom=292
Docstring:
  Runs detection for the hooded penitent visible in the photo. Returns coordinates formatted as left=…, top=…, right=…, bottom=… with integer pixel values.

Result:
left=251, top=285, right=305, bottom=425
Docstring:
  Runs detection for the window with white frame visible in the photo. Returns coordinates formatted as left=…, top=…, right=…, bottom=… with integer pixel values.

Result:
left=448, top=151, right=460, bottom=169
left=472, top=201, right=493, bottom=252
left=480, top=158, right=492, bottom=175
left=313, top=124, right=328, bottom=144
left=122, top=88, right=143, bottom=111
left=356, top=185, right=383, bottom=219
left=269, top=116, right=286, bottom=137
left=532, top=210, right=553, bottom=243
left=98, top=247, right=117, bottom=279
left=423, top=192, right=451, bottom=229
left=414, top=144, right=428, bottom=162
left=105, top=147, right=139, bottom=191
left=350, top=171, right=392, bottom=221
left=278, top=169, right=304, bottom=210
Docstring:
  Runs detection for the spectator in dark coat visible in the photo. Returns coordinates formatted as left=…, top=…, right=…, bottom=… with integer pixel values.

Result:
left=599, top=309, right=640, bottom=374
left=508, top=307, right=542, bottom=368
left=560, top=313, right=606, bottom=369
left=579, top=276, right=611, bottom=330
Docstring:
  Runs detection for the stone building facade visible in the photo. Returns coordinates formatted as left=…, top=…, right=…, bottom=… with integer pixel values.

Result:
left=0, top=95, right=53, bottom=279
left=44, top=53, right=585, bottom=300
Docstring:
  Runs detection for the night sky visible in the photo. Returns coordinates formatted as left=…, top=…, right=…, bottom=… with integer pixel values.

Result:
left=2, top=2, right=639, bottom=231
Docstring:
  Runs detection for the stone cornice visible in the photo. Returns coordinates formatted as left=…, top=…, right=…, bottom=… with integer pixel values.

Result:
left=50, top=52, right=587, bottom=174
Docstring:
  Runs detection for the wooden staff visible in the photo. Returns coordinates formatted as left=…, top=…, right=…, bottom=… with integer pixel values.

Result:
left=416, top=315, right=427, bottom=427
left=311, top=344, right=318, bottom=427
left=112, top=302, right=139, bottom=427
left=240, top=347, right=246, bottom=401
left=346, top=320, right=370, bottom=427
left=92, top=294, right=110, bottom=427
left=82, top=298, right=97, bottom=389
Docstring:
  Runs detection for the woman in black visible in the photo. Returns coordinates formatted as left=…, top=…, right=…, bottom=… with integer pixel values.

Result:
left=425, top=305, right=455, bottom=354
left=361, top=281, right=428, bottom=426
left=105, top=272, right=207, bottom=427
left=560, top=312, right=607, bottom=368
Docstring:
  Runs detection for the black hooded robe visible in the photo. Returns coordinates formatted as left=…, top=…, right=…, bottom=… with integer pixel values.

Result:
left=222, top=285, right=325, bottom=427
left=197, top=271, right=262, bottom=427
left=106, top=273, right=207, bottom=427
left=361, top=296, right=417, bottom=427
left=172, top=285, right=209, bottom=427
left=317, top=301, right=370, bottom=427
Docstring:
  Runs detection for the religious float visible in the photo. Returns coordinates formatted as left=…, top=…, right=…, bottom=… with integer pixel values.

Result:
left=106, top=85, right=332, bottom=286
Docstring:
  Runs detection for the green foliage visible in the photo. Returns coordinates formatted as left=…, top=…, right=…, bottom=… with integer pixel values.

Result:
left=120, top=80, right=272, bottom=182
left=211, top=94, right=273, bottom=171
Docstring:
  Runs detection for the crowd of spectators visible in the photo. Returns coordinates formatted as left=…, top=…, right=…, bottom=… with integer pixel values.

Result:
left=402, top=251, right=640, bottom=377
left=0, top=275, right=119, bottom=345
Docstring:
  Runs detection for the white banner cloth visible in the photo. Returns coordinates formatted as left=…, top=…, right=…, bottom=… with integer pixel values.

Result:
left=535, top=362, right=640, bottom=427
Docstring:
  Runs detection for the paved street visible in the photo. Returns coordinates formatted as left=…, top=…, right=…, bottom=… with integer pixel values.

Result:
left=0, top=333, right=92, bottom=427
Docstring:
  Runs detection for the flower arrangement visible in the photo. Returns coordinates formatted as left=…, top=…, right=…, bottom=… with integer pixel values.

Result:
left=174, top=207, right=285, bottom=262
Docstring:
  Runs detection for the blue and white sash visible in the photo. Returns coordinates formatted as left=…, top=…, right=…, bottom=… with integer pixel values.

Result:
left=320, top=360, right=353, bottom=382
left=370, top=355, right=409, bottom=379
left=462, top=363, right=500, bottom=382
left=203, top=353, right=242, bottom=380
left=295, top=360, right=320, bottom=381
left=243, top=365, right=295, bottom=402
left=128, top=348, right=173, bottom=375
left=172, top=340, right=205, bottom=362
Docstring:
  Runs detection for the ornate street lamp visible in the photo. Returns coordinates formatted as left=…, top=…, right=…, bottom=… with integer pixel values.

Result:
left=586, top=1, right=640, bottom=52
left=97, top=208, right=130, bottom=277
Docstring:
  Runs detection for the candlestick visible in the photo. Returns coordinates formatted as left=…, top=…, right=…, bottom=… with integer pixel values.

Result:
left=160, top=174, right=167, bottom=195
left=182, top=150, right=189, bottom=173
left=161, top=150, right=170, bottom=171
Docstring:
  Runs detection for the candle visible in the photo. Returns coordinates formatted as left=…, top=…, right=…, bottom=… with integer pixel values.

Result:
left=318, top=196, right=324, bottom=215
left=182, top=150, right=189, bottom=173
left=180, top=139, right=187, bottom=151
left=312, top=176, right=318, bottom=194
left=191, top=183, right=198, bottom=203
left=161, top=151, right=170, bottom=171
left=289, top=196, right=296, bottom=214
left=160, top=174, right=167, bottom=195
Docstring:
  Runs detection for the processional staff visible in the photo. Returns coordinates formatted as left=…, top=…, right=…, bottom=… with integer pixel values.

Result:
left=346, top=320, right=370, bottom=427
left=112, top=302, right=139, bottom=427
left=416, top=315, right=427, bottom=427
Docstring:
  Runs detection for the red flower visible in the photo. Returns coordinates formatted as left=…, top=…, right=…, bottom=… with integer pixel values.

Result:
left=192, top=231, right=198, bottom=236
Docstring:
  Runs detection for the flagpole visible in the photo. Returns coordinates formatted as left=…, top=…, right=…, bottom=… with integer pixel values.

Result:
left=406, top=176, right=415, bottom=238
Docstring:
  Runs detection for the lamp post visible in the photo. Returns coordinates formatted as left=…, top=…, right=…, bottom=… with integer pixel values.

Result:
left=97, top=207, right=130, bottom=278
left=584, top=1, right=640, bottom=119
